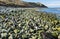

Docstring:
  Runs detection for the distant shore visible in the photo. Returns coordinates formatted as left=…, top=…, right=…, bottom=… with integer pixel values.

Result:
left=0, top=4, right=47, bottom=8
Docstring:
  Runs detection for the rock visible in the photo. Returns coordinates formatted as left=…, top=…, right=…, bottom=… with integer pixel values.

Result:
left=8, top=34, right=13, bottom=39
left=40, top=32, right=58, bottom=39
left=1, top=33, right=7, bottom=37
left=14, top=29, right=19, bottom=33
left=58, top=34, right=60, bottom=39
left=44, top=25, right=49, bottom=30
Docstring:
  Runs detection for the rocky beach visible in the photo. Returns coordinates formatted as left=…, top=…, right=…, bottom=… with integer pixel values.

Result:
left=0, top=0, right=60, bottom=39
left=0, top=7, right=60, bottom=39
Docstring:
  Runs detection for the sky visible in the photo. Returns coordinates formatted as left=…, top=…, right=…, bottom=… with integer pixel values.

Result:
left=23, top=0, right=60, bottom=7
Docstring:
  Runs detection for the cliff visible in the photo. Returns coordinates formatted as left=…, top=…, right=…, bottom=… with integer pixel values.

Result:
left=0, top=0, right=47, bottom=7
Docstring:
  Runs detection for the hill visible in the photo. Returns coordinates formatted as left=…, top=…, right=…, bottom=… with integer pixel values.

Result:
left=0, top=0, right=47, bottom=7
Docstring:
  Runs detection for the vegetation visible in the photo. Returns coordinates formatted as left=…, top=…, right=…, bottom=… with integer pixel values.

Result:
left=0, top=9, right=60, bottom=39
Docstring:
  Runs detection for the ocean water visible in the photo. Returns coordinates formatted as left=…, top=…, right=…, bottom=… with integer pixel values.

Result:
left=39, top=8, right=60, bottom=14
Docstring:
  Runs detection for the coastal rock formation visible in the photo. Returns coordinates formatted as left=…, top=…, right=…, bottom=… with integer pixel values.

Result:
left=0, top=0, right=47, bottom=7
